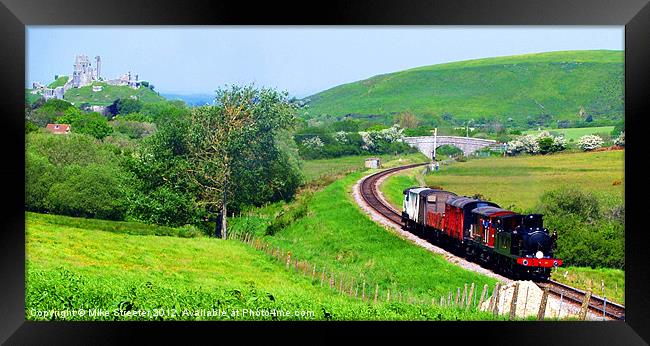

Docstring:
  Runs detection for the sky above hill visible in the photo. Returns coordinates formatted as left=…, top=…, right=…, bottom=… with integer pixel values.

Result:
left=27, top=26, right=623, bottom=97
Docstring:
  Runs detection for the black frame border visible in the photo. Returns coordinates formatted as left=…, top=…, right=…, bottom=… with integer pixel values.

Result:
left=1, top=0, right=649, bottom=344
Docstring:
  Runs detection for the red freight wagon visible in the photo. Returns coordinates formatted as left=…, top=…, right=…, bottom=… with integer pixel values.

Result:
left=423, top=190, right=457, bottom=231
left=444, top=197, right=499, bottom=242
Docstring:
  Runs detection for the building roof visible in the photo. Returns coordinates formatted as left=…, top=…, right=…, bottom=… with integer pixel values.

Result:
left=45, top=124, right=71, bottom=134
left=447, top=196, right=500, bottom=209
left=471, top=206, right=515, bottom=217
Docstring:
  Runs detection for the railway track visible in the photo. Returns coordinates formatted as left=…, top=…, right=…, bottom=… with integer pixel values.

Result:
left=537, top=279, right=625, bottom=320
left=359, top=162, right=626, bottom=321
left=359, top=162, right=428, bottom=225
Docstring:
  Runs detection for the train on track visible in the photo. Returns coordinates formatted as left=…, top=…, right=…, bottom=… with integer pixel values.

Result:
left=401, top=187, right=562, bottom=280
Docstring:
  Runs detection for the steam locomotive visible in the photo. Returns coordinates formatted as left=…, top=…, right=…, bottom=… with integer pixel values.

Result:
left=401, top=187, right=562, bottom=280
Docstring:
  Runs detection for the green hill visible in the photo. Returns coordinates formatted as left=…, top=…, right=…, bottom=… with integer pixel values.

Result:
left=303, top=50, right=623, bottom=126
left=63, top=81, right=166, bottom=106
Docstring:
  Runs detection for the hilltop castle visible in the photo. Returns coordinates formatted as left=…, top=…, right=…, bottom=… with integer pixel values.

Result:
left=31, top=54, right=141, bottom=101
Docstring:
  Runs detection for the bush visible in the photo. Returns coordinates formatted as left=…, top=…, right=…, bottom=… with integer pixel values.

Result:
left=110, top=119, right=156, bottom=139
left=578, top=135, right=604, bottom=151
left=507, top=131, right=565, bottom=156
left=44, top=164, right=130, bottom=220
left=614, top=131, right=625, bottom=146
left=57, top=108, right=113, bottom=140
left=26, top=132, right=133, bottom=220
left=537, top=188, right=624, bottom=269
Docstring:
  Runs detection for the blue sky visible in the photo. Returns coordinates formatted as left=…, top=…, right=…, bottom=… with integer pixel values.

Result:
left=27, top=26, right=623, bottom=97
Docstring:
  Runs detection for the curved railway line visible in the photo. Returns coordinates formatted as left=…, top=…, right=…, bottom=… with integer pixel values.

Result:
left=359, top=162, right=625, bottom=320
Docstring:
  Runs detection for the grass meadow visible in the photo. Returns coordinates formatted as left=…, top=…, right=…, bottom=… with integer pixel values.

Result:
left=382, top=150, right=624, bottom=212
left=26, top=212, right=502, bottom=321
left=523, top=126, right=615, bottom=141
left=231, top=161, right=499, bottom=306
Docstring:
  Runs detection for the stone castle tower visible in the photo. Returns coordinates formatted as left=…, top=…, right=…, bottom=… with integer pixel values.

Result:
left=95, top=56, right=101, bottom=80
left=71, top=54, right=100, bottom=88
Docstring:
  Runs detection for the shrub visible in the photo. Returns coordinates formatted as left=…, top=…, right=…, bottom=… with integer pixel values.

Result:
left=507, top=131, right=565, bottom=156
left=44, top=164, right=130, bottom=220
left=537, top=188, right=624, bottom=269
left=110, top=120, right=157, bottom=139
left=614, top=131, right=625, bottom=147
left=578, top=135, right=604, bottom=151
left=57, top=108, right=113, bottom=140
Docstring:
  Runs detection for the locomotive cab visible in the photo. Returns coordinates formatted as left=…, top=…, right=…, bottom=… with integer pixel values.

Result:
left=519, top=214, right=553, bottom=259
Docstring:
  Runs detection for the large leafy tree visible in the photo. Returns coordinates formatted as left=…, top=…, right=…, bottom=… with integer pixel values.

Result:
left=57, top=108, right=113, bottom=140
left=186, top=85, right=300, bottom=238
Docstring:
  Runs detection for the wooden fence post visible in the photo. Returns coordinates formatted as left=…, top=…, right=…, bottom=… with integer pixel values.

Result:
left=479, top=284, right=488, bottom=311
left=467, top=283, right=475, bottom=308
left=462, top=284, right=467, bottom=306
left=455, top=287, right=461, bottom=306
left=362, top=282, right=366, bottom=301
left=492, top=283, right=501, bottom=316
left=579, top=291, right=592, bottom=321
left=509, top=282, right=520, bottom=320
left=320, top=270, right=325, bottom=287
left=537, top=286, right=550, bottom=320
left=387, top=289, right=391, bottom=303
left=312, top=265, right=316, bottom=280
left=285, top=251, right=291, bottom=268
left=448, top=291, right=452, bottom=307
left=374, top=284, right=379, bottom=304
left=523, top=286, right=530, bottom=316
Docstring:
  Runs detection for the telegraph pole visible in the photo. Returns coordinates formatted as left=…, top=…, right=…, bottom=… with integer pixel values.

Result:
left=430, top=127, right=438, bottom=161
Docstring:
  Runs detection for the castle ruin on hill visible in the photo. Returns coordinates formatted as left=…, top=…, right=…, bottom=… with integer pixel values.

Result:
left=31, top=54, right=141, bottom=101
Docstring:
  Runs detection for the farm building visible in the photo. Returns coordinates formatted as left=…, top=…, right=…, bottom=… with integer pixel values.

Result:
left=45, top=124, right=71, bottom=135
left=365, top=157, right=381, bottom=169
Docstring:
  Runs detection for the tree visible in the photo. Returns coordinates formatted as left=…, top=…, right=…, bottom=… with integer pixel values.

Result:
left=396, top=111, right=419, bottom=129
left=27, top=99, right=74, bottom=127
left=186, top=85, right=299, bottom=239
left=116, top=98, right=144, bottom=115
left=57, top=108, right=113, bottom=140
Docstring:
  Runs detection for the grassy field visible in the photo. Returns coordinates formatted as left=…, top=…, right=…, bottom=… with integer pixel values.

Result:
left=48, top=76, right=70, bottom=88
left=550, top=266, right=624, bottom=304
left=26, top=212, right=501, bottom=321
left=230, top=160, right=499, bottom=305
left=524, top=126, right=615, bottom=141
left=382, top=150, right=624, bottom=212
left=63, top=82, right=166, bottom=106
left=303, top=50, right=623, bottom=124
left=301, top=152, right=427, bottom=183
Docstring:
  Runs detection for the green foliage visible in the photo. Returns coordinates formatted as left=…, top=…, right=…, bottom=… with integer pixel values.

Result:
left=25, top=120, right=40, bottom=134
left=436, top=144, right=463, bottom=157
left=537, top=188, right=623, bottom=269
left=25, top=133, right=133, bottom=220
left=57, top=108, right=113, bottom=139
left=116, top=98, right=144, bottom=115
left=124, top=117, right=203, bottom=227
left=110, top=119, right=156, bottom=139
left=302, top=50, right=623, bottom=127
left=187, top=85, right=303, bottom=215
left=611, top=121, right=624, bottom=137
left=45, top=164, right=130, bottom=220
left=27, top=99, right=74, bottom=127
left=328, top=118, right=360, bottom=132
